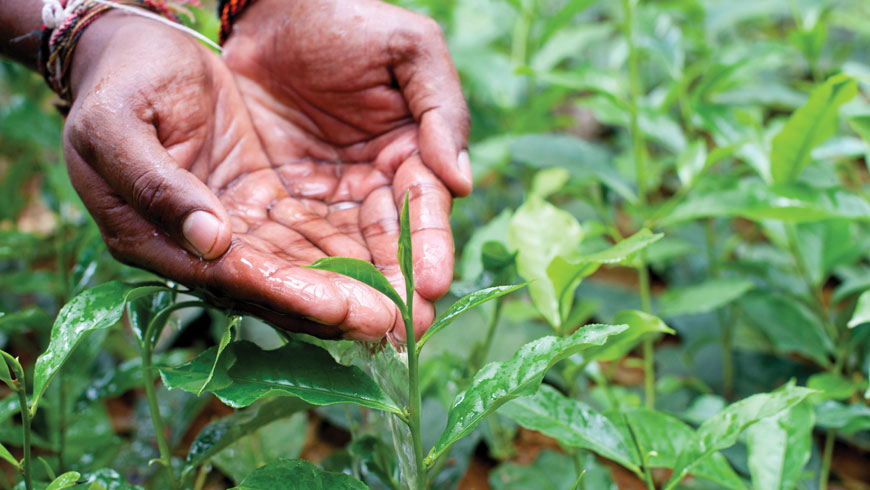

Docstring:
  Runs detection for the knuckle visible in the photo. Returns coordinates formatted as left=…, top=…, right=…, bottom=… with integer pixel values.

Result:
left=131, top=169, right=170, bottom=217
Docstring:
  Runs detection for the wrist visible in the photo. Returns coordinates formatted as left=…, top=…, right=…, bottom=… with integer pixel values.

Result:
left=68, top=12, right=172, bottom=101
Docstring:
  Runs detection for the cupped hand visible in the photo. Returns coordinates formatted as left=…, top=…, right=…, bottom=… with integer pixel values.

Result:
left=222, top=0, right=472, bottom=339
left=63, top=12, right=414, bottom=341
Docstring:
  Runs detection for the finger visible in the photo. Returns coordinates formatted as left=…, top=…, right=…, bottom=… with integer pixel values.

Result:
left=391, top=19, right=472, bottom=196
left=65, top=106, right=232, bottom=260
left=360, top=186, right=434, bottom=340
left=392, top=155, right=454, bottom=302
left=269, top=197, right=371, bottom=261
left=66, top=152, right=395, bottom=340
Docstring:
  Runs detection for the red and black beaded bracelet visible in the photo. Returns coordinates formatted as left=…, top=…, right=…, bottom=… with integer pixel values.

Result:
left=217, top=0, right=257, bottom=44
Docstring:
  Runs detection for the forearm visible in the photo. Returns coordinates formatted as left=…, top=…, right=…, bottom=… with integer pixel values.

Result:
left=0, top=0, right=43, bottom=69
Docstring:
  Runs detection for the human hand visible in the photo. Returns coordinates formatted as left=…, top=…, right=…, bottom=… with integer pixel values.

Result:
left=63, top=12, right=409, bottom=341
left=222, top=0, right=472, bottom=340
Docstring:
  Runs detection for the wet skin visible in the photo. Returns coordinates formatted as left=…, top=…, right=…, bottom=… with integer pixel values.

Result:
left=63, top=1, right=470, bottom=342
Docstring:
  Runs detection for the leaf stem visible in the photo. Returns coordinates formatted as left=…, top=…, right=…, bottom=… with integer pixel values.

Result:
left=141, top=338, right=176, bottom=487
left=402, top=306, right=427, bottom=490
left=469, top=299, right=503, bottom=374
left=15, top=384, right=32, bottom=490
left=819, top=428, right=836, bottom=490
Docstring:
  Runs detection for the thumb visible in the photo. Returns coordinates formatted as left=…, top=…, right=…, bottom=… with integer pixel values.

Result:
left=391, top=19, right=472, bottom=197
left=66, top=115, right=232, bottom=260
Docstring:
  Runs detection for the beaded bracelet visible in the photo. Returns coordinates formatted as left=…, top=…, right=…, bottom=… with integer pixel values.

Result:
left=39, top=0, right=200, bottom=106
left=217, top=0, right=257, bottom=44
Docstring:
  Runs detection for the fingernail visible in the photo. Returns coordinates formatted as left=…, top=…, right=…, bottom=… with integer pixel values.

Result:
left=182, top=211, right=222, bottom=258
left=457, top=150, right=472, bottom=187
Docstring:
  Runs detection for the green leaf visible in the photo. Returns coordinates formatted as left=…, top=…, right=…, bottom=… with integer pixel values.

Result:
left=617, top=408, right=743, bottom=489
left=662, top=178, right=870, bottom=224
left=398, top=192, right=414, bottom=310
left=530, top=167, right=571, bottom=199
left=807, top=373, right=860, bottom=401
left=739, top=292, right=834, bottom=367
left=547, top=229, right=662, bottom=327
left=584, top=310, right=674, bottom=362
left=307, top=258, right=405, bottom=313
left=0, top=351, right=14, bottom=390
left=511, top=134, right=634, bottom=201
left=183, top=398, right=311, bottom=477
left=46, top=472, right=82, bottom=490
left=31, top=282, right=169, bottom=413
left=508, top=196, right=584, bottom=328
left=814, top=400, right=870, bottom=434
left=417, top=284, right=527, bottom=352
left=0, top=440, right=18, bottom=469
left=745, top=401, right=814, bottom=490
left=664, top=384, right=815, bottom=490
left=771, top=74, right=858, bottom=183
left=84, top=468, right=144, bottom=489
left=128, top=289, right=176, bottom=342
left=848, top=289, right=870, bottom=328
left=231, top=459, right=369, bottom=490
left=348, top=435, right=398, bottom=489
left=161, top=340, right=401, bottom=415
left=658, top=277, right=754, bottom=317
left=427, top=323, right=627, bottom=464
left=212, top=412, right=309, bottom=484
left=196, top=316, right=237, bottom=395
left=575, top=229, right=663, bottom=266
left=500, top=384, right=640, bottom=474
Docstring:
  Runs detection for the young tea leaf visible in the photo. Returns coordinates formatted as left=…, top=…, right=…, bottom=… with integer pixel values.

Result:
left=584, top=310, right=674, bottom=362
left=31, top=282, right=169, bottom=413
left=231, top=459, right=369, bottom=490
left=46, top=471, right=82, bottom=490
left=664, top=384, right=815, bottom=490
left=616, top=408, right=743, bottom=489
left=745, top=402, right=814, bottom=490
left=0, top=440, right=18, bottom=469
left=658, top=277, right=754, bottom=317
left=160, top=340, right=402, bottom=415
left=398, top=192, right=414, bottom=308
left=508, top=195, right=584, bottom=329
left=307, top=257, right=405, bottom=313
left=427, top=323, right=627, bottom=464
left=771, top=74, right=858, bottom=183
left=848, top=289, right=870, bottom=328
left=500, top=384, right=640, bottom=474
left=84, top=468, right=144, bottom=489
left=416, top=284, right=527, bottom=353
left=196, top=315, right=237, bottom=395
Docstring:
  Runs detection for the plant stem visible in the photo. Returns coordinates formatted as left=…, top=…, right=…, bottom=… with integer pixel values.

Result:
left=705, top=219, right=734, bottom=398
left=819, top=429, right=836, bottom=490
left=638, top=263, right=655, bottom=409
left=15, top=385, right=32, bottom=490
left=469, top=299, right=503, bottom=374
left=622, top=0, right=655, bottom=409
left=569, top=448, right=586, bottom=490
left=622, top=0, right=647, bottom=208
left=402, top=305, right=426, bottom=490
left=141, top=340, right=176, bottom=487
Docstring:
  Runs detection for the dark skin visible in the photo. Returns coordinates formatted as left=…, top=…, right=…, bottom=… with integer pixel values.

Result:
left=223, top=0, right=472, bottom=339
left=0, top=0, right=471, bottom=341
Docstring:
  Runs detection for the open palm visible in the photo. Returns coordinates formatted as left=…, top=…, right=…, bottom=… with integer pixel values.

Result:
left=222, top=0, right=472, bottom=339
